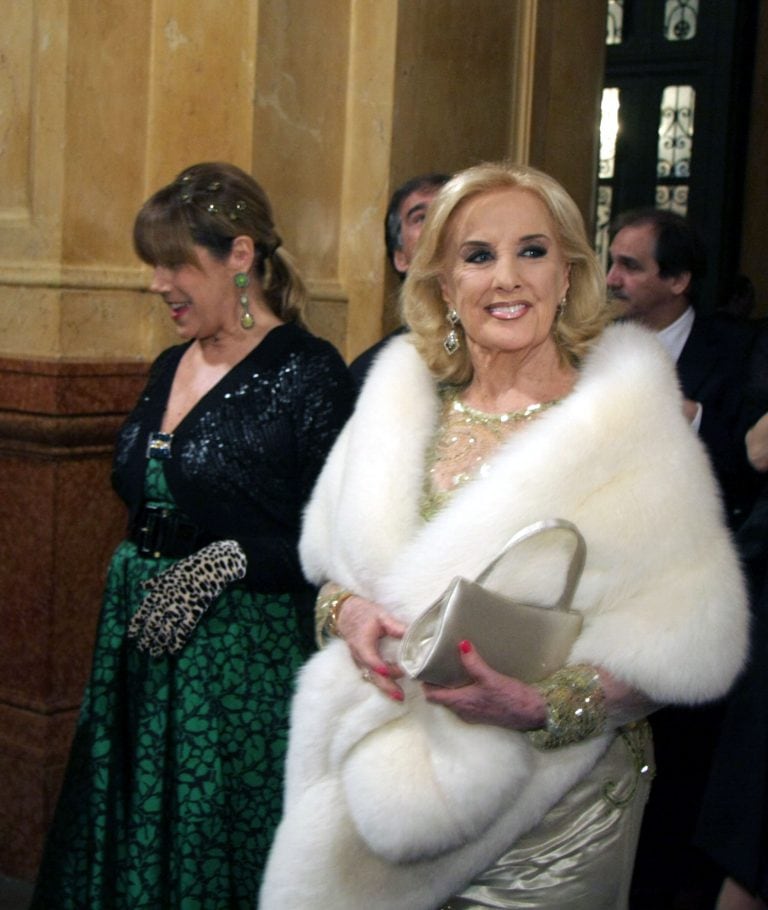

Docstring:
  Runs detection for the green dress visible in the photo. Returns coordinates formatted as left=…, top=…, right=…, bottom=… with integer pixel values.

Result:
left=32, top=460, right=311, bottom=909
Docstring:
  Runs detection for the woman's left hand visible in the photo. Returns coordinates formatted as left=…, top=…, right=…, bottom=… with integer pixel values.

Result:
left=422, top=640, right=548, bottom=730
left=128, top=539, right=247, bottom=656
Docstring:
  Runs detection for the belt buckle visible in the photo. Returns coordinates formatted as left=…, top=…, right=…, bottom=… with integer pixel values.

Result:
left=137, top=505, right=169, bottom=558
left=146, top=431, right=173, bottom=460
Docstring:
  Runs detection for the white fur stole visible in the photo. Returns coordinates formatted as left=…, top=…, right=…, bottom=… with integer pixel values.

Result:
left=260, top=323, right=747, bottom=910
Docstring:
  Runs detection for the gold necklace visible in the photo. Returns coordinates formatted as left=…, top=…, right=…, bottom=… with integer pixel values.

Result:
left=448, top=393, right=560, bottom=426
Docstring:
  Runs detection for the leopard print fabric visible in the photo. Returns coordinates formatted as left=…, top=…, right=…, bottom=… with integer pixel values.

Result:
left=128, top=540, right=247, bottom=656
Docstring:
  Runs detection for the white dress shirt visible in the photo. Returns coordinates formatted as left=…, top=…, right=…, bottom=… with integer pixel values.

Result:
left=656, top=306, right=702, bottom=431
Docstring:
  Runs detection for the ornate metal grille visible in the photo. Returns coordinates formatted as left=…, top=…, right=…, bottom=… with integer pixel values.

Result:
left=664, top=0, right=698, bottom=41
left=657, top=84, right=695, bottom=178
left=606, top=0, right=624, bottom=45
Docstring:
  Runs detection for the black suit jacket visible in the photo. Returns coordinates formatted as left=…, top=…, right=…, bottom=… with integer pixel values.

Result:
left=677, top=313, right=757, bottom=527
left=349, top=326, right=408, bottom=391
left=631, top=313, right=758, bottom=905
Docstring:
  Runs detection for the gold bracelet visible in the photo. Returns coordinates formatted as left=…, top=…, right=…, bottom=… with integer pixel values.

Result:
left=528, top=665, right=607, bottom=750
left=327, top=589, right=354, bottom=637
left=314, top=587, right=354, bottom=647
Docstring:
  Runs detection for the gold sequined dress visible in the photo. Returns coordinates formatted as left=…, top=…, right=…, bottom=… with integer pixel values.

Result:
left=427, top=388, right=654, bottom=910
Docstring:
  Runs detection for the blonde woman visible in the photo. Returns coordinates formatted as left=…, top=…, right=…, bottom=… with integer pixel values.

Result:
left=262, top=162, right=747, bottom=910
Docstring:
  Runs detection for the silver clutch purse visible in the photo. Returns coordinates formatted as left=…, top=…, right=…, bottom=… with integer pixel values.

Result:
left=399, top=518, right=586, bottom=688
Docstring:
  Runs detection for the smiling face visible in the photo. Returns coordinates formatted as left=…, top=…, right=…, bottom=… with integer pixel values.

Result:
left=149, top=245, right=241, bottom=341
left=439, top=187, right=570, bottom=368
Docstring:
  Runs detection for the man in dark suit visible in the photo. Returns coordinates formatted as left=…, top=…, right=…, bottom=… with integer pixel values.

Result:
left=608, top=207, right=754, bottom=527
left=608, top=208, right=757, bottom=909
left=349, top=172, right=449, bottom=389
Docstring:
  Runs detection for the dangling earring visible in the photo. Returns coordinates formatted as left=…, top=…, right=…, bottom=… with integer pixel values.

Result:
left=557, top=296, right=567, bottom=317
left=234, top=272, right=254, bottom=329
left=443, top=308, right=461, bottom=356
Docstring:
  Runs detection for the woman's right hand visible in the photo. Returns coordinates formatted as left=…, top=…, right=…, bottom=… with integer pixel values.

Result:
left=336, top=594, right=407, bottom=702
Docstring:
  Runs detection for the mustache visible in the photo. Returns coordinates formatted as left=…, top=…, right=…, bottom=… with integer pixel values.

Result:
left=607, top=289, right=628, bottom=302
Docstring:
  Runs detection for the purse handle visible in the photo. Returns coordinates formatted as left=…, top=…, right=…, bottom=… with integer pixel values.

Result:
left=474, top=518, right=586, bottom=612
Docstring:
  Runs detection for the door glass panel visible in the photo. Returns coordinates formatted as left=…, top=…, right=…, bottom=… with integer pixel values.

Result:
left=599, top=88, right=620, bottom=179
left=596, top=87, right=621, bottom=264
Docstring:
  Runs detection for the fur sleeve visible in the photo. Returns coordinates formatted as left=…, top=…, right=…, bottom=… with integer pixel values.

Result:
left=298, top=419, right=351, bottom=585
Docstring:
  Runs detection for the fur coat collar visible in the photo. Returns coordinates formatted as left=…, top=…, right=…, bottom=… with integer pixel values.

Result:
left=261, top=323, right=747, bottom=910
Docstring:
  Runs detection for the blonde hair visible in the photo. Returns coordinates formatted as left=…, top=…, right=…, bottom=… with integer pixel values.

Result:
left=133, top=162, right=308, bottom=326
left=402, top=161, right=614, bottom=384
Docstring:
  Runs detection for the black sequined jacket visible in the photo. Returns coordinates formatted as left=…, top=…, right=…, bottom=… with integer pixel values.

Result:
left=112, top=323, right=355, bottom=592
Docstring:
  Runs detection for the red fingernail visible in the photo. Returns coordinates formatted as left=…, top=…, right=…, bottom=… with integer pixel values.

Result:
left=390, top=691, right=404, bottom=702
left=459, top=640, right=472, bottom=654
left=375, top=665, right=390, bottom=677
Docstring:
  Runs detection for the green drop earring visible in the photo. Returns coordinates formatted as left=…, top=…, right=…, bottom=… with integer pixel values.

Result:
left=234, top=272, right=254, bottom=329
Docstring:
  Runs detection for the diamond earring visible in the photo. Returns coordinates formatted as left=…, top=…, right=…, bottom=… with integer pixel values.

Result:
left=443, top=308, right=461, bottom=356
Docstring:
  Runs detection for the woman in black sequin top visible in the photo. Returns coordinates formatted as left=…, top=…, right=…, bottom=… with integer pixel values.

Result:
left=31, top=162, right=355, bottom=910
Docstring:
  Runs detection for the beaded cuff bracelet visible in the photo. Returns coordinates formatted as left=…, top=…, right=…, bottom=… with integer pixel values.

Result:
left=529, top=665, right=607, bottom=750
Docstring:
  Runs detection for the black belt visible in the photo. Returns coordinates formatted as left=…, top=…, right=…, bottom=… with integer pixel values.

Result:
left=128, top=504, right=208, bottom=559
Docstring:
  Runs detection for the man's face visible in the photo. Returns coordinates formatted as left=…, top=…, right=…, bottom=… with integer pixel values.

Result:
left=393, top=187, right=441, bottom=274
left=607, top=223, right=689, bottom=329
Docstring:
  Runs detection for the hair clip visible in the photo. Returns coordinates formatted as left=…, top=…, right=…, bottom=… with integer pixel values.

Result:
left=177, top=173, right=195, bottom=203
left=228, top=200, right=247, bottom=221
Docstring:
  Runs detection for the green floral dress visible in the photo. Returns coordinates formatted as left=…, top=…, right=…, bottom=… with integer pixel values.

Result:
left=32, top=460, right=311, bottom=909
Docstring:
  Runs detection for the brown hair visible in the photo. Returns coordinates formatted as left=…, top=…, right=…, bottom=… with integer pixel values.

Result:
left=133, top=162, right=307, bottom=325
left=402, top=161, right=615, bottom=384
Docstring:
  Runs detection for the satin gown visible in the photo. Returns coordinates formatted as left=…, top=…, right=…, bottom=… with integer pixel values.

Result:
left=443, top=724, right=654, bottom=909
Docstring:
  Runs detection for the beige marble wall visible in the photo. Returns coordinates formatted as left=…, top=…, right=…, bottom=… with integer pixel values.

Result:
left=0, top=0, right=609, bottom=364
left=250, top=0, right=361, bottom=353
left=379, top=0, right=522, bottom=339
left=529, top=0, right=607, bottom=228
left=0, top=0, right=261, bottom=361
